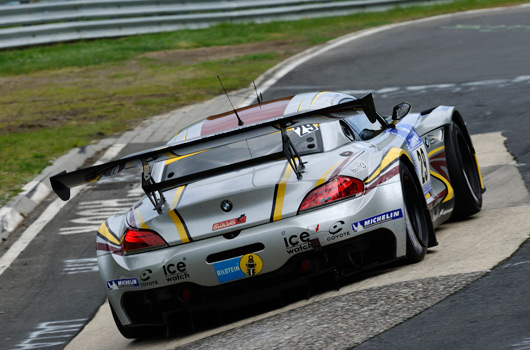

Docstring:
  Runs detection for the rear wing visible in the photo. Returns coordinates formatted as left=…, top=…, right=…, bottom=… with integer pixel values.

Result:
left=50, top=93, right=379, bottom=211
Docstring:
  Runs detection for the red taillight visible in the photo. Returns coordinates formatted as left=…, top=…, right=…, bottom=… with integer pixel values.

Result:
left=299, top=176, right=364, bottom=213
left=121, top=228, right=167, bottom=255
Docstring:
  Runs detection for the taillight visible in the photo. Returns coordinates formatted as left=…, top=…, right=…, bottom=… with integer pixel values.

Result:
left=121, top=228, right=167, bottom=255
left=299, top=176, right=364, bottom=213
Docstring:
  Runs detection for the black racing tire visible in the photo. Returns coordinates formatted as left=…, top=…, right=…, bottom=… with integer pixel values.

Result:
left=110, top=301, right=162, bottom=339
left=401, top=161, right=434, bottom=263
left=445, top=123, right=483, bottom=219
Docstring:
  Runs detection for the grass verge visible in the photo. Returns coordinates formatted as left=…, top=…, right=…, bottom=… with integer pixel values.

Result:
left=0, top=0, right=527, bottom=206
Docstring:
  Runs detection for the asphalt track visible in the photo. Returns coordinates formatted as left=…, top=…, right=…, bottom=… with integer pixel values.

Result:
left=1, top=4, right=530, bottom=350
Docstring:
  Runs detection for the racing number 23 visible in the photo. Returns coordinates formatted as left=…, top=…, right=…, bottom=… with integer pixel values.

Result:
left=415, top=147, right=429, bottom=185
left=292, top=124, right=318, bottom=137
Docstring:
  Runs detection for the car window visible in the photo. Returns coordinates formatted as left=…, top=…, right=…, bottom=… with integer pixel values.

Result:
left=340, top=121, right=356, bottom=141
left=339, top=111, right=385, bottom=140
left=160, top=125, right=323, bottom=181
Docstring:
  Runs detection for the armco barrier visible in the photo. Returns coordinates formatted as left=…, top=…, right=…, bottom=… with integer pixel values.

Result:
left=0, top=0, right=439, bottom=49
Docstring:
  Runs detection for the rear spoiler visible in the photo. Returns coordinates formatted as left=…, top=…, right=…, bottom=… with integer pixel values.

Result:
left=50, top=93, right=379, bottom=211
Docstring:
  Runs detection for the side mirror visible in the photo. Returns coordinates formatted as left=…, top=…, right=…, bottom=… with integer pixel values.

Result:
left=392, top=102, right=412, bottom=121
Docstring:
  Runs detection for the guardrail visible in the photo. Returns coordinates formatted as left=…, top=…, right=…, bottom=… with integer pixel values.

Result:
left=0, top=0, right=439, bottom=50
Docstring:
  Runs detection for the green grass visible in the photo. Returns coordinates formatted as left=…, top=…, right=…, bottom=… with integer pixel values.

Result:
left=0, top=0, right=527, bottom=205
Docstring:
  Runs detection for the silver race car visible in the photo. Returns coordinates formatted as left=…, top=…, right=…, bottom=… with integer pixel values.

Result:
left=50, top=91, right=484, bottom=337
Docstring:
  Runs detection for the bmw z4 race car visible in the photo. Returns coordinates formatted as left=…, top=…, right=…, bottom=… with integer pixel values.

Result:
left=50, top=91, right=484, bottom=338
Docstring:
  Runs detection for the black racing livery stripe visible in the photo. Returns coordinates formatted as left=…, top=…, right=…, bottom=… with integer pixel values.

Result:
left=174, top=209, right=193, bottom=242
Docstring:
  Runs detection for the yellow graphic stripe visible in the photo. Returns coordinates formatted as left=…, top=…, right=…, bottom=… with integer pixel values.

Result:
left=310, top=91, right=328, bottom=108
left=136, top=210, right=150, bottom=229
left=365, top=148, right=412, bottom=185
left=427, top=146, right=445, bottom=158
left=172, top=129, right=188, bottom=141
left=97, top=221, right=120, bottom=246
left=165, top=149, right=207, bottom=166
left=430, top=170, right=454, bottom=203
left=168, top=185, right=190, bottom=243
left=315, top=160, right=341, bottom=187
left=168, top=210, right=190, bottom=244
left=474, top=154, right=485, bottom=189
left=171, top=185, right=185, bottom=209
left=89, top=173, right=104, bottom=183
left=272, top=163, right=294, bottom=222
left=298, top=100, right=305, bottom=112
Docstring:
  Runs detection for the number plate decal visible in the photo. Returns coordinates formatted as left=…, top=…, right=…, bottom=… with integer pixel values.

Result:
left=292, top=124, right=319, bottom=137
left=408, top=130, right=432, bottom=195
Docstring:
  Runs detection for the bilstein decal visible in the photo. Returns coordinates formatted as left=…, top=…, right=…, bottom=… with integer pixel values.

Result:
left=214, top=253, right=264, bottom=283
left=240, top=254, right=263, bottom=276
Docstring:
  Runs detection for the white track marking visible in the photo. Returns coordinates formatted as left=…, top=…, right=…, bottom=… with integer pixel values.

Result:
left=0, top=141, right=131, bottom=277
left=341, top=75, right=530, bottom=98
left=94, top=143, right=127, bottom=165
left=0, top=187, right=81, bottom=277
left=58, top=196, right=142, bottom=235
left=62, top=258, right=98, bottom=275
left=11, top=319, right=88, bottom=350
left=266, top=74, right=530, bottom=99
left=510, top=337, right=530, bottom=350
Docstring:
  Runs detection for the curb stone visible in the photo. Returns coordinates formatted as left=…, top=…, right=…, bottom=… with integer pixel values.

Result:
left=0, top=88, right=252, bottom=242
left=0, top=140, right=111, bottom=241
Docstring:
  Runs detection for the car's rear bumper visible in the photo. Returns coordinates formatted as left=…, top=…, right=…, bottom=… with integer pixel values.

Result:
left=122, top=228, right=397, bottom=335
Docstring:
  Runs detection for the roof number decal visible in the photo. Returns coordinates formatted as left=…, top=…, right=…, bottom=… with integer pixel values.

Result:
left=292, top=124, right=319, bottom=137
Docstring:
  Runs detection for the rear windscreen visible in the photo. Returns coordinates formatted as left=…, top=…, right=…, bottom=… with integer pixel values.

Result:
left=160, top=124, right=323, bottom=181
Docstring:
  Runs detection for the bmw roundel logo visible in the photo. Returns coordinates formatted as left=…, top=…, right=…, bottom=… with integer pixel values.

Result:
left=424, top=138, right=430, bottom=148
left=221, top=200, right=233, bottom=212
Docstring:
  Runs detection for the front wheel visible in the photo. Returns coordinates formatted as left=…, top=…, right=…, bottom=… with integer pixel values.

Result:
left=400, top=161, right=434, bottom=263
left=445, top=123, right=483, bottom=219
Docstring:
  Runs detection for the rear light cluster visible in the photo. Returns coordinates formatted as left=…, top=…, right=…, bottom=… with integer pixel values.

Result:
left=121, top=228, right=168, bottom=255
left=299, top=176, right=364, bottom=213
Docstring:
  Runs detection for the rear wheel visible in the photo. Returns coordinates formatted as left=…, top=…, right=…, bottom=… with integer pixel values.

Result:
left=445, top=123, right=483, bottom=219
left=401, top=161, right=433, bottom=263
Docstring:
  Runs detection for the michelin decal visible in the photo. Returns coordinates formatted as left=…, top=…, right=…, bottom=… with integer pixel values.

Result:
left=106, top=278, right=139, bottom=290
left=352, top=209, right=403, bottom=232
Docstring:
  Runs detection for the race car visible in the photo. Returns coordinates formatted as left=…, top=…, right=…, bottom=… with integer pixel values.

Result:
left=50, top=91, right=484, bottom=338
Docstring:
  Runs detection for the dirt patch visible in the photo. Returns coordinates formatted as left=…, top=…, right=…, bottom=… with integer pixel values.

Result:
left=0, top=40, right=310, bottom=135
left=140, top=40, right=308, bottom=64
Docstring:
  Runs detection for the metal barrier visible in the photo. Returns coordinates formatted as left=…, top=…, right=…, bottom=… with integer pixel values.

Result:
left=0, top=0, right=439, bottom=49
